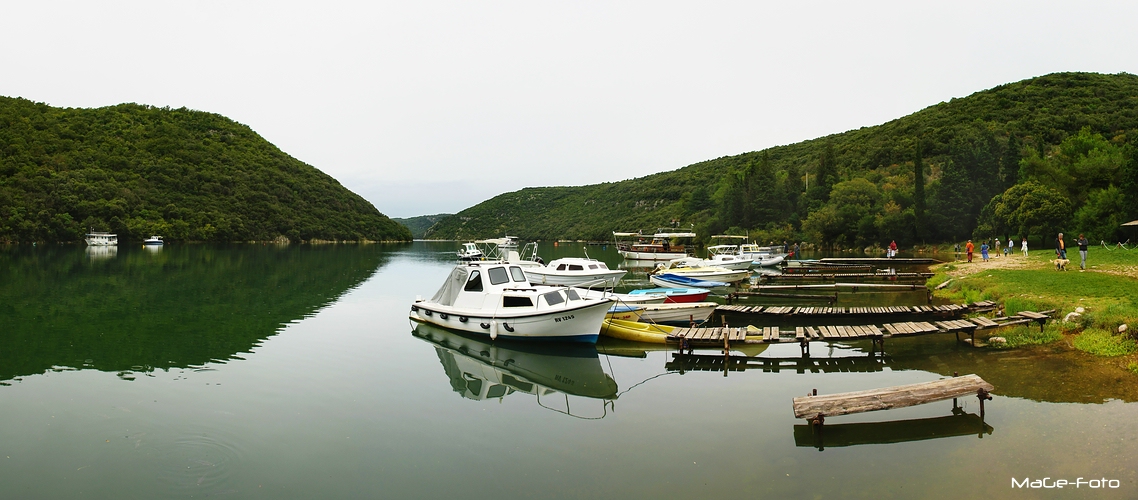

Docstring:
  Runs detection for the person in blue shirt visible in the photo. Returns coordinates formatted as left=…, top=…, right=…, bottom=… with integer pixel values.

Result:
left=980, top=241, right=990, bottom=261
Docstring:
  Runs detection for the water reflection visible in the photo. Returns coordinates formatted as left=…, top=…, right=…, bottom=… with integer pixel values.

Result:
left=793, top=412, right=994, bottom=451
left=0, top=244, right=391, bottom=383
left=412, top=323, right=619, bottom=413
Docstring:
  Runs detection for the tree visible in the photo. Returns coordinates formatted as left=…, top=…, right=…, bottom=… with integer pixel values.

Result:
left=1000, top=134, right=1021, bottom=189
left=975, top=181, right=1071, bottom=242
left=913, top=137, right=926, bottom=241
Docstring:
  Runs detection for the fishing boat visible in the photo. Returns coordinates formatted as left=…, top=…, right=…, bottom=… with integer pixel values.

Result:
left=410, top=262, right=613, bottom=343
left=626, top=287, right=710, bottom=303
left=522, top=257, right=627, bottom=288
left=412, top=322, right=618, bottom=401
left=637, top=302, right=718, bottom=326
left=613, top=229, right=696, bottom=260
left=85, top=232, right=118, bottom=246
left=142, top=235, right=164, bottom=245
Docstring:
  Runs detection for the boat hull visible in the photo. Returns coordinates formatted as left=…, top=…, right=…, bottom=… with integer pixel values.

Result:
left=638, top=302, right=718, bottom=326
left=522, top=269, right=627, bottom=288
left=409, top=298, right=611, bottom=343
left=600, top=319, right=675, bottom=343
left=618, top=250, right=689, bottom=260
left=650, top=274, right=729, bottom=289
left=627, top=287, right=710, bottom=303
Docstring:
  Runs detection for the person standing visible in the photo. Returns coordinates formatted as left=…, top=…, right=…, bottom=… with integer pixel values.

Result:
left=966, top=240, right=974, bottom=263
left=994, top=238, right=1001, bottom=258
left=1077, top=233, right=1089, bottom=270
left=1021, top=236, right=1028, bottom=257
left=888, top=240, right=898, bottom=258
left=1056, top=233, right=1067, bottom=260
left=981, top=241, right=990, bottom=261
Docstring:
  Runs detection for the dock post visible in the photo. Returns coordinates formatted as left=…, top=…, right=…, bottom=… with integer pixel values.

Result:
left=977, top=388, right=992, bottom=419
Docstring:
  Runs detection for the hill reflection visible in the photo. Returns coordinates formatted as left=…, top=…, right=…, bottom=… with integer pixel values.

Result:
left=0, top=244, right=389, bottom=383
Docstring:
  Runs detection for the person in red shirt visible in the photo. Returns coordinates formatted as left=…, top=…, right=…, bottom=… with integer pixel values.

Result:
left=965, top=240, right=974, bottom=263
left=888, top=240, right=898, bottom=258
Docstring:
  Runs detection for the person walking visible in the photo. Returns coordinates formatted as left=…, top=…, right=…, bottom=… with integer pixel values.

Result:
left=981, top=241, right=990, bottom=261
left=1077, top=233, right=1089, bottom=270
left=1021, top=236, right=1028, bottom=257
left=966, top=240, right=974, bottom=263
left=1056, top=233, right=1067, bottom=259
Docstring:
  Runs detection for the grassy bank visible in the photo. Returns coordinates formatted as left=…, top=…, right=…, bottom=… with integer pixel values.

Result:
left=929, top=245, right=1138, bottom=371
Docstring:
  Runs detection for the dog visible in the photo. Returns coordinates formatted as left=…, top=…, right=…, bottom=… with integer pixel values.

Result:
left=1052, top=258, right=1069, bottom=271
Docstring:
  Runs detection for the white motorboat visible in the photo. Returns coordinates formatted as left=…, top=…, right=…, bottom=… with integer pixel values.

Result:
left=142, top=235, right=164, bottom=245
left=522, top=257, right=627, bottom=288
left=613, top=229, right=696, bottom=260
left=410, top=262, right=613, bottom=343
left=739, top=243, right=788, bottom=267
left=651, top=257, right=750, bottom=283
left=85, top=232, right=118, bottom=246
left=706, top=235, right=756, bottom=270
left=456, top=242, right=485, bottom=261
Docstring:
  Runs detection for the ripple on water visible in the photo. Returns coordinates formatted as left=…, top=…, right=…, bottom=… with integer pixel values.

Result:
left=154, top=430, right=246, bottom=494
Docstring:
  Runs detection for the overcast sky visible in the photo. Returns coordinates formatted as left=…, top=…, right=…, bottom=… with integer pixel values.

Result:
left=3, top=1, right=1137, bottom=218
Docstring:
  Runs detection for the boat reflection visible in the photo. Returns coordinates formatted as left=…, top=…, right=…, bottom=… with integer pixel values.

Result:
left=412, top=323, right=619, bottom=412
left=85, top=245, right=118, bottom=260
left=793, top=412, right=994, bottom=451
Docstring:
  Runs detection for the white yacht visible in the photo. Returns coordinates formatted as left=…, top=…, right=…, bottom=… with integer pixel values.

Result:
left=411, top=262, right=613, bottom=343
left=142, top=235, right=164, bottom=245
left=522, top=257, right=627, bottom=288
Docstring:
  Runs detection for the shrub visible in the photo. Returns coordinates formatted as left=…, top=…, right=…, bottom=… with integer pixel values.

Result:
left=1073, top=329, right=1138, bottom=357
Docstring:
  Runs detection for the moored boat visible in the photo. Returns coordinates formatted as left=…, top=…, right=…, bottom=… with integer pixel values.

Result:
left=410, top=262, right=613, bottom=343
left=626, top=287, right=710, bottom=303
left=649, top=274, right=730, bottom=289
left=651, top=257, right=750, bottom=283
left=85, top=232, right=118, bottom=246
left=637, top=302, right=718, bottom=326
left=613, top=229, right=696, bottom=260
left=600, top=318, right=676, bottom=343
left=142, top=235, right=164, bottom=245
left=522, top=257, right=627, bottom=288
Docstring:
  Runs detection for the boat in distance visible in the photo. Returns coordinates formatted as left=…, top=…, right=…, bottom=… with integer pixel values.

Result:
left=613, top=229, right=696, bottom=260
left=410, top=262, right=613, bottom=343
left=142, top=235, right=164, bottom=245
left=85, top=232, right=118, bottom=246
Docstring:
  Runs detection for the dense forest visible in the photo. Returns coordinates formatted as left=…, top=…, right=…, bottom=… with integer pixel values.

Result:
left=393, top=213, right=451, bottom=239
left=425, top=72, right=1138, bottom=248
left=0, top=98, right=411, bottom=243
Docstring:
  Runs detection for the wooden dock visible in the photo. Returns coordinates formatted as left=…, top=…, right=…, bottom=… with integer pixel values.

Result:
left=819, top=257, right=940, bottom=265
left=792, top=374, right=994, bottom=419
left=756, top=272, right=934, bottom=284
left=665, top=308, right=1052, bottom=353
left=715, top=301, right=990, bottom=318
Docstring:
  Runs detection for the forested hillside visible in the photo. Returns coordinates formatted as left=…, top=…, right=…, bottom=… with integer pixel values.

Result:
left=393, top=214, right=451, bottom=239
left=426, top=72, right=1138, bottom=248
left=0, top=98, right=411, bottom=243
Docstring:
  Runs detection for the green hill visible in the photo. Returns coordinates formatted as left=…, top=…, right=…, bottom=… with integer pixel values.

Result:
left=0, top=98, right=411, bottom=243
left=425, top=72, right=1138, bottom=248
left=393, top=214, right=452, bottom=239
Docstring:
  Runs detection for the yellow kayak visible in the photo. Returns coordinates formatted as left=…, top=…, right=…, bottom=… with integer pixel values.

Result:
left=599, top=319, right=676, bottom=343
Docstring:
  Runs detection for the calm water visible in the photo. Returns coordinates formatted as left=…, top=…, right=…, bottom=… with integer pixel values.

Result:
left=2, top=242, right=1135, bottom=499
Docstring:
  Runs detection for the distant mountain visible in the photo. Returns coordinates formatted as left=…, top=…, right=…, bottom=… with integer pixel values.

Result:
left=426, top=72, right=1138, bottom=247
left=0, top=98, right=411, bottom=243
left=393, top=214, right=452, bottom=239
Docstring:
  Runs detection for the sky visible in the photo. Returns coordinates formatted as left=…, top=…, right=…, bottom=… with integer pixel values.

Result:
left=3, top=1, right=1137, bottom=219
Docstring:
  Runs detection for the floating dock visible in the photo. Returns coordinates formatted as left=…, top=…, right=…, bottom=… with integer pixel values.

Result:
left=715, top=301, right=994, bottom=318
left=756, top=272, right=934, bottom=284
left=818, top=257, right=940, bottom=265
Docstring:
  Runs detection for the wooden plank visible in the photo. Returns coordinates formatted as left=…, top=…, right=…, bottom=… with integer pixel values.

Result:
left=795, top=327, right=805, bottom=340
left=792, top=374, right=995, bottom=418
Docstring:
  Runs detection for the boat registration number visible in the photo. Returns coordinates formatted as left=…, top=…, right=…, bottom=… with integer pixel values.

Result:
left=553, top=314, right=575, bottom=323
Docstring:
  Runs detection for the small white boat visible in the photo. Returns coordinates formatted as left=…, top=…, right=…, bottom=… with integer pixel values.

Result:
left=85, top=232, right=118, bottom=246
left=411, top=262, right=613, bottom=343
left=706, top=236, right=754, bottom=270
left=142, top=235, right=164, bottom=245
left=637, top=302, right=718, bottom=326
left=740, top=243, right=788, bottom=267
left=651, top=257, right=750, bottom=283
left=522, top=257, right=627, bottom=288
left=456, top=242, right=485, bottom=261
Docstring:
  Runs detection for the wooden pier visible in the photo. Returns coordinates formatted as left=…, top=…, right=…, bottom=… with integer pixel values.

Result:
left=756, top=272, right=934, bottom=284
left=792, top=374, right=994, bottom=419
left=665, top=308, right=1052, bottom=354
left=818, top=257, right=940, bottom=265
left=716, top=301, right=992, bottom=318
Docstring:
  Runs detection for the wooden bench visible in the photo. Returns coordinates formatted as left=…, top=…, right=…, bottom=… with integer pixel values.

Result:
left=792, top=374, right=995, bottom=421
left=1015, top=310, right=1050, bottom=332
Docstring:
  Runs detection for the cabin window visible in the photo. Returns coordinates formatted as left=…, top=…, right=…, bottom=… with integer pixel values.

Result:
left=509, top=266, right=527, bottom=282
left=503, top=296, right=533, bottom=307
left=488, top=266, right=509, bottom=285
left=568, top=265, right=583, bottom=271
left=543, top=291, right=564, bottom=306
left=556, top=264, right=567, bottom=271
left=464, top=271, right=483, bottom=292
left=486, top=385, right=508, bottom=398
left=588, top=264, right=598, bottom=269
left=565, top=288, right=581, bottom=301
left=463, top=374, right=482, bottom=395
